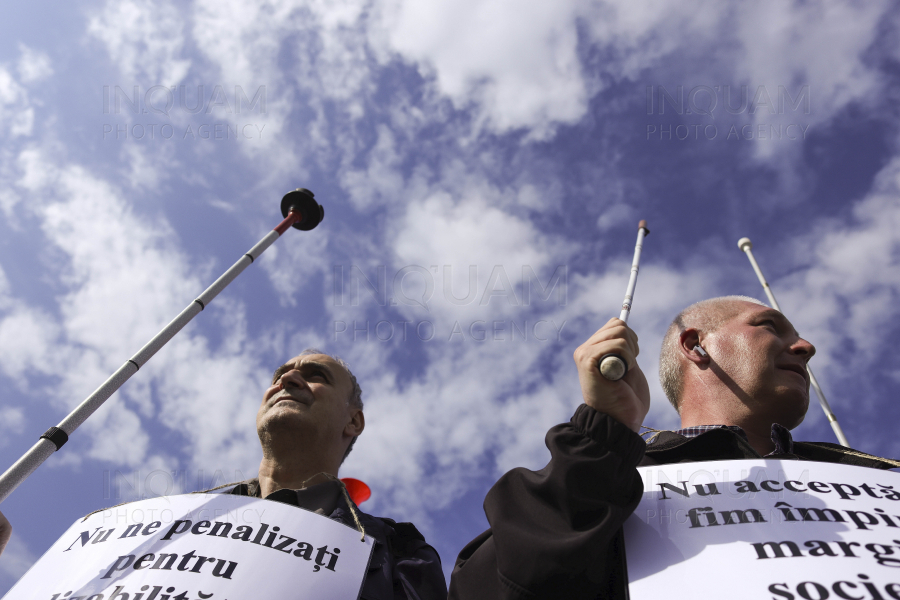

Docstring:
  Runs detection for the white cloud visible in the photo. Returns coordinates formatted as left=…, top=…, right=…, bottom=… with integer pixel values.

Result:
left=0, top=266, right=10, bottom=309
left=0, top=407, right=25, bottom=434
left=84, top=401, right=151, bottom=466
left=39, top=167, right=196, bottom=356
left=0, top=67, right=33, bottom=138
left=148, top=334, right=266, bottom=475
left=493, top=372, right=581, bottom=473
left=374, top=0, right=588, bottom=138
left=191, top=0, right=360, bottom=164
left=191, top=0, right=294, bottom=86
left=14, top=147, right=50, bottom=192
left=122, top=145, right=170, bottom=190
left=85, top=0, right=898, bottom=164
left=88, top=0, right=191, bottom=85
left=257, top=227, right=330, bottom=307
left=342, top=338, right=552, bottom=521
left=596, top=203, right=635, bottom=232
left=16, top=45, right=53, bottom=84
left=731, top=0, right=891, bottom=160
left=390, top=183, right=567, bottom=323
left=0, top=188, right=22, bottom=224
left=580, top=0, right=727, bottom=73
left=339, top=125, right=409, bottom=211
left=0, top=306, right=59, bottom=386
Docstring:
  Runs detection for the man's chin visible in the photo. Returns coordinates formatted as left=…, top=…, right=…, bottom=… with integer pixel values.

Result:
left=264, top=399, right=312, bottom=419
left=258, top=406, right=310, bottom=434
left=786, top=411, right=806, bottom=430
left=767, top=387, right=809, bottom=430
left=781, top=397, right=809, bottom=430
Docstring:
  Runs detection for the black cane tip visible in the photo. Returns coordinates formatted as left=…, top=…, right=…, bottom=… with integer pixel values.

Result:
left=281, top=188, right=324, bottom=231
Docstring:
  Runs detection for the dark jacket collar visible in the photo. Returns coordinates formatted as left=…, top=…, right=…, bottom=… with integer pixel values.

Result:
left=225, top=478, right=388, bottom=542
left=642, top=427, right=899, bottom=470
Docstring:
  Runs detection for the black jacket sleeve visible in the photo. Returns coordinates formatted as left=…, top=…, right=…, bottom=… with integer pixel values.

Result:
left=448, top=404, right=646, bottom=600
left=390, top=523, right=448, bottom=600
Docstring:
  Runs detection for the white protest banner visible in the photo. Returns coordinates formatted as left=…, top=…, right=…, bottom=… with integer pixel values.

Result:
left=2, top=493, right=374, bottom=600
left=624, top=460, right=900, bottom=600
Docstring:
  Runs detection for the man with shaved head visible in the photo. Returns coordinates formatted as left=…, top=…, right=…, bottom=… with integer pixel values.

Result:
left=212, top=349, right=447, bottom=600
left=450, top=296, right=898, bottom=600
left=656, top=295, right=811, bottom=455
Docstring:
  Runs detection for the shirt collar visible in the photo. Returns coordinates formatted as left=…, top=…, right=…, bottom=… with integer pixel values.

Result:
left=228, top=478, right=344, bottom=516
left=669, top=423, right=794, bottom=456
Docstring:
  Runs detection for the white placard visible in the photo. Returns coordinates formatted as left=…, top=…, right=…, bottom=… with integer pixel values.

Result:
left=624, top=460, right=900, bottom=600
left=3, top=493, right=374, bottom=600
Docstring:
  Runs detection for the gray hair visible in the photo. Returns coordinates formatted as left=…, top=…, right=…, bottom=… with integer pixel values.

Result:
left=658, top=296, right=767, bottom=411
left=292, top=348, right=364, bottom=462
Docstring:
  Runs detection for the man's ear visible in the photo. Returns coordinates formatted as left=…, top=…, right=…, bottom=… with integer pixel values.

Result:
left=679, top=328, right=709, bottom=366
left=345, top=409, right=365, bottom=438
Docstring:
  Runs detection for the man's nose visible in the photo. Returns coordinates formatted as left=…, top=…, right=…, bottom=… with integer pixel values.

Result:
left=280, top=370, right=309, bottom=388
left=792, top=337, right=816, bottom=362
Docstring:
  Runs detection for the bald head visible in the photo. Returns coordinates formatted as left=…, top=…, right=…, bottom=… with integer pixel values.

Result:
left=659, top=295, right=767, bottom=411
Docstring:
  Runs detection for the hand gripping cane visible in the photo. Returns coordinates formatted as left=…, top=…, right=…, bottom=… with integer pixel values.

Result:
left=0, top=188, right=325, bottom=504
left=737, top=237, right=850, bottom=448
left=599, top=220, right=650, bottom=380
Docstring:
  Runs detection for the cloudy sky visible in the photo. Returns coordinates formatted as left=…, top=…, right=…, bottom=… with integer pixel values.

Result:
left=1, top=0, right=900, bottom=590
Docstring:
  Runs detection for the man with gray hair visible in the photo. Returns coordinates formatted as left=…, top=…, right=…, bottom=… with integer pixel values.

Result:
left=215, top=349, right=447, bottom=599
left=450, top=296, right=897, bottom=600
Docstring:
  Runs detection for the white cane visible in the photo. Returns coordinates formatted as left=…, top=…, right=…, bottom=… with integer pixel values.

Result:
left=737, top=237, right=850, bottom=447
left=0, top=189, right=325, bottom=504
left=599, top=220, right=649, bottom=381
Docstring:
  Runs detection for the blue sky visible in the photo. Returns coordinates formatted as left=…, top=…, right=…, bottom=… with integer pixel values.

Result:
left=1, top=0, right=900, bottom=590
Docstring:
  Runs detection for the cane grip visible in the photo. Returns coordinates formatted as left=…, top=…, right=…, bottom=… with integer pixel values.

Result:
left=598, top=354, right=627, bottom=381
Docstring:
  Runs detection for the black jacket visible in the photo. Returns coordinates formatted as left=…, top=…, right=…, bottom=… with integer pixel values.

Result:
left=448, top=404, right=897, bottom=600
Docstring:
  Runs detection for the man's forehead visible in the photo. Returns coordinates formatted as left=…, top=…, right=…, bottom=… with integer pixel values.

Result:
left=733, top=302, right=798, bottom=331
left=277, top=354, right=350, bottom=381
left=285, top=353, right=337, bottom=368
left=735, top=302, right=775, bottom=316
